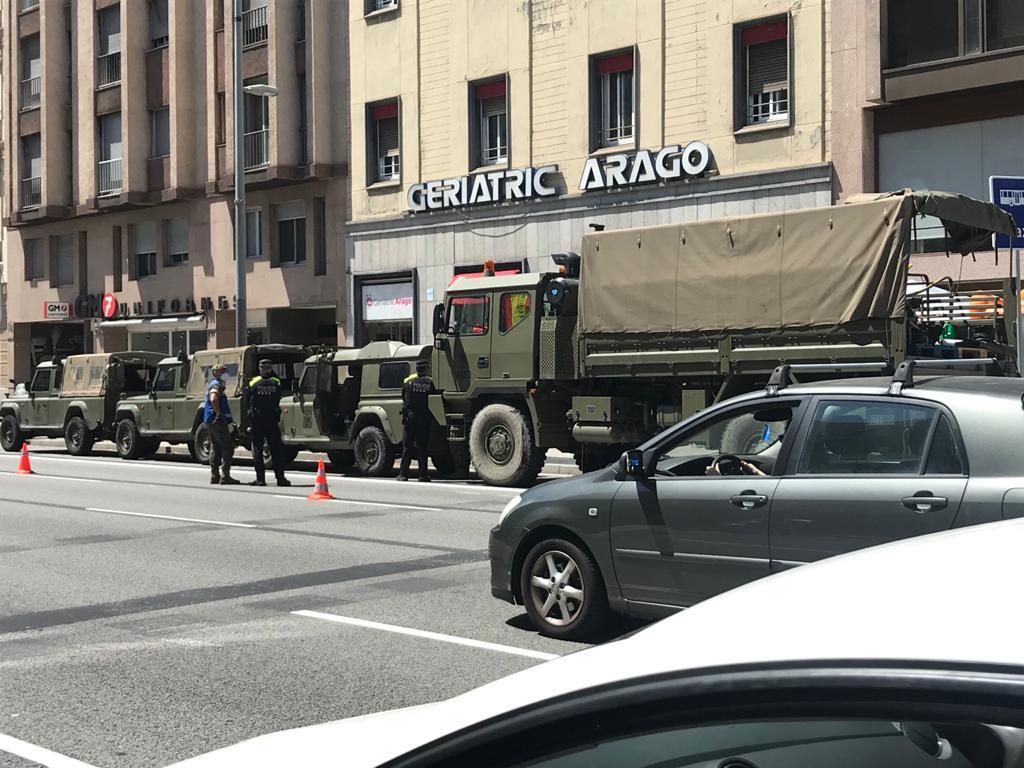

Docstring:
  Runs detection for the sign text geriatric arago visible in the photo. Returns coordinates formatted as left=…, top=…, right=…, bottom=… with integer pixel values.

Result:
left=578, top=141, right=711, bottom=192
left=408, top=165, right=559, bottom=212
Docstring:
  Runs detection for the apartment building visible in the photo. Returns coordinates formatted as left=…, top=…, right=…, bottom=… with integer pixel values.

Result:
left=832, top=0, right=1024, bottom=283
left=346, top=0, right=832, bottom=345
left=1, top=0, right=348, bottom=382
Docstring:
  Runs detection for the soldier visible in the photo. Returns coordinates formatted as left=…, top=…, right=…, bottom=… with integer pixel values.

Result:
left=248, top=359, right=291, bottom=487
left=397, top=359, right=435, bottom=483
left=204, top=363, right=239, bottom=485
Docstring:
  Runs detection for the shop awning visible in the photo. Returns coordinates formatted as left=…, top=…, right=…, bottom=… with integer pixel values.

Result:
left=100, top=315, right=205, bottom=328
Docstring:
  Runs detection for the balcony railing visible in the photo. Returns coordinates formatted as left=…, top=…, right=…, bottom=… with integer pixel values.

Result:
left=244, top=129, right=269, bottom=170
left=98, top=158, right=123, bottom=197
left=242, top=6, right=268, bottom=48
left=97, top=51, right=121, bottom=88
left=20, top=77, right=40, bottom=110
left=20, top=177, right=41, bottom=209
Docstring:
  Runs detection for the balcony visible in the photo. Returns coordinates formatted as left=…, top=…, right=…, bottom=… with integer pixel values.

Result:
left=20, top=77, right=41, bottom=111
left=20, top=177, right=41, bottom=209
left=241, top=6, right=268, bottom=48
left=97, top=51, right=121, bottom=89
left=98, top=158, right=123, bottom=197
left=244, top=129, right=269, bottom=170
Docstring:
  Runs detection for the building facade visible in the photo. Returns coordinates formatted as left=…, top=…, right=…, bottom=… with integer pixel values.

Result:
left=831, top=0, right=1024, bottom=284
left=1, top=0, right=349, bottom=382
left=347, top=0, right=833, bottom=346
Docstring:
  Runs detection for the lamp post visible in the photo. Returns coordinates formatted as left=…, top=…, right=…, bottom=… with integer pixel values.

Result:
left=232, top=0, right=279, bottom=346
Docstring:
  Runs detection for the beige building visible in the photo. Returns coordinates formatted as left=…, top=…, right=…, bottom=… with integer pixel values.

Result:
left=347, top=0, right=833, bottom=345
left=1, top=0, right=349, bottom=382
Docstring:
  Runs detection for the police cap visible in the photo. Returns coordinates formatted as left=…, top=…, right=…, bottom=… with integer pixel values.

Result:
left=258, top=359, right=274, bottom=368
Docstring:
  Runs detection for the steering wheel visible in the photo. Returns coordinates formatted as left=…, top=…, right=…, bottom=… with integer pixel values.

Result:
left=709, top=454, right=745, bottom=476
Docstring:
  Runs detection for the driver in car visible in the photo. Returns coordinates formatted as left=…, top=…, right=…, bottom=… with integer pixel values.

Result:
left=705, top=458, right=766, bottom=476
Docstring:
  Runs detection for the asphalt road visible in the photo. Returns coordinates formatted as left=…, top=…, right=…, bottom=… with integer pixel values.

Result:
left=0, top=446, right=638, bottom=768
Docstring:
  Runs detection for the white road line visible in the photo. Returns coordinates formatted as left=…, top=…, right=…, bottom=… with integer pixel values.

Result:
left=84, top=507, right=257, bottom=529
left=0, top=733, right=99, bottom=768
left=272, top=494, right=443, bottom=512
left=0, top=471, right=101, bottom=483
left=292, top=610, right=559, bottom=661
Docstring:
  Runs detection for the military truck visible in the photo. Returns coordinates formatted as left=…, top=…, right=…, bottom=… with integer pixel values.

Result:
left=281, top=342, right=459, bottom=477
left=423, top=190, right=1018, bottom=486
left=0, top=352, right=166, bottom=455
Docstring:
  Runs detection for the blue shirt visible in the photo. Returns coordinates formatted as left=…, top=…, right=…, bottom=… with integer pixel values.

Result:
left=203, top=378, right=233, bottom=424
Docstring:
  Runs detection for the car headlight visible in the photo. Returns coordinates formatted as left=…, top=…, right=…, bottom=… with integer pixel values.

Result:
left=497, top=494, right=523, bottom=527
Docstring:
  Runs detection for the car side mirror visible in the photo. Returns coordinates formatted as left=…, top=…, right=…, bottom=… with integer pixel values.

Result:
left=616, top=449, right=647, bottom=480
left=432, top=302, right=446, bottom=337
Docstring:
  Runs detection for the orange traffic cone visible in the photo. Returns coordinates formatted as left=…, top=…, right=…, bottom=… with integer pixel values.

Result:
left=16, top=444, right=33, bottom=475
left=307, top=459, right=334, bottom=501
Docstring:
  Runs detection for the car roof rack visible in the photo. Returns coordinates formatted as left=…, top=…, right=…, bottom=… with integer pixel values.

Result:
left=765, top=362, right=889, bottom=397
left=888, top=357, right=998, bottom=396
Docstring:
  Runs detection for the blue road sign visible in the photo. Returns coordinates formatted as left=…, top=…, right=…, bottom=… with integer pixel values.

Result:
left=990, top=176, right=1024, bottom=249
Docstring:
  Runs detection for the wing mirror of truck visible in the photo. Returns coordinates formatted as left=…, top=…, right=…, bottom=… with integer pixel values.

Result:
left=616, top=449, right=648, bottom=480
left=431, top=303, right=446, bottom=337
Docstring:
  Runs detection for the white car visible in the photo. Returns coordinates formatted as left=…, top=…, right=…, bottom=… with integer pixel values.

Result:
left=169, top=518, right=1024, bottom=767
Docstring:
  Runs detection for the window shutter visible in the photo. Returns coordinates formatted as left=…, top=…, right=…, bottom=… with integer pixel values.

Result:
left=480, top=95, right=505, bottom=119
left=377, top=117, right=399, bottom=157
left=747, top=38, right=788, bottom=93
left=135, top=221, right=157, bottom=253
left=168, top=218, right=188, bottom=254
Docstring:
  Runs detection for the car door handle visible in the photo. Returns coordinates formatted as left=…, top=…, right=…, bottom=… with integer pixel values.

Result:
left=902, top=495, right=948, bottom=513
left=477, top=356, right=489, bottom=368
left=730, top=494, right=768, bottom=509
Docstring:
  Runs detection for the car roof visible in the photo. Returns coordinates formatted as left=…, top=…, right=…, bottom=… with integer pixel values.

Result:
left=724, top=373, right=1024, bottom=405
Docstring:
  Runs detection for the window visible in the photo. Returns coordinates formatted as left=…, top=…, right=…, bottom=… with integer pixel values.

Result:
left=246, top=209, right=263, bottom=259
left=153, top=366, right=178, bottom=393
left=166, top=218, right=188, bottom=265
left=888, top=0, right=1024, bottom=68
left=243, top=82, right=270, bottom=169
left=216, top=93, right=226, bottom=146
left=20, top=35, right=41, bottom=110
left=499, top=292, right=532, bottom=334
left=367, top=0, right=398, bottom=13
left=446, top=295, right=490, bottom=336
left=925, top=415, right=967, bottom=475
left=378, top=362, right=410, bottom=390
left=474, top=79, right=507, bottom=166
left=30, top=369, right=52, bottom=393
left=593, top=52, right=634, bottom=149
left=98, top=112, right=123, bottom=196
left=739, top=19, right=789, bottom=127
left=797, top=401, right=943, bottom=476
left=24, top=238, right=44, bottom=281
left=149, top=0, right=169, bottom=48
left=97, top=7, right=121, bottom=87
left=21, top=134, right=42, bottom=209
left=134, top=221, right=158, bottom=280
left=299, top=365, right=319, bottom=396
left=151, top=107, right=170, bottom=158
left=371, top=102, right=400, bottom=182
left=275, top=201, right=306, bottom=265
left=53, top=234, right=75, bottom=287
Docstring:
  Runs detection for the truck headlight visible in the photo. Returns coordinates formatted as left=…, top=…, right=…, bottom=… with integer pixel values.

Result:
left=498, top=495, right=523, bottom=527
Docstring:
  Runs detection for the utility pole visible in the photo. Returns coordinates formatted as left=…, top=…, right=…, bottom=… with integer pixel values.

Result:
left=233, top=0, right=247, bottom=346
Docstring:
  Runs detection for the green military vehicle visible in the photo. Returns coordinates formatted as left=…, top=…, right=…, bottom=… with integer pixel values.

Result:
left=0, top=352, right=166, bottom=455
left=422, top=190, right=1018, bottom=486
left=281, top=341, right=458, bottom=477
left=111, top=354, right=194, bottom=459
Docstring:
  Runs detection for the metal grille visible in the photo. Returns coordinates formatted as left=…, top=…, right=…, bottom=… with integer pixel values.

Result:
left=242, top=6, right=268, bottom=48
left=20, top=77, right=40, bottom=110
left=97, top=158, right=123, bottom=197
left=540, top=316, right=579, bottom=380
left=20, top=177, right=41, bottom=209
left=97, top=51, right=121, bottom=88
left=244, top=129, right=270, bottom=170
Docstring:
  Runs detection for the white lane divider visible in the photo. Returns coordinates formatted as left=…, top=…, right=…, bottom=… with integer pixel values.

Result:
left=272, top=495, right=443, bottom=512
left=292, top=610, right=559, bottom=661
left=0, top=732, right=99, bottom=768
left=0, top=471, right=100, bottom=483
left=85, top=507, right=257, bottom=529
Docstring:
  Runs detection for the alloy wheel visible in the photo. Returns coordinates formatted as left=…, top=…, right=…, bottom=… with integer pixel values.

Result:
left=527, top=549, right=585, bottom=627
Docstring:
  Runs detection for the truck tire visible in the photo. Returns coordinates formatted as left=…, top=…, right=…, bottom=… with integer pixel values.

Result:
left=327, top=449, right=356, bottom=472
left=354, top=425, right=395, bottom=477
left=141, top=438, right=162, bottom=457
left=193, top=423, right=212, bottom=465
left=721, top=416, right=788, bottom=455
left=1, top=415, right=25, bottom=452
left=64, top=416, right=95, bottom=456
left=115, top=418, right=144, bottom=460
left=520, top=537, right=610, bottom=641
left=469, top=404, right=544, bottom=487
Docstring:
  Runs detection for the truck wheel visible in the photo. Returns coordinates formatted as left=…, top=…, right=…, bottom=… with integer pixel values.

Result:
left=1, top=415, right=24, bottom=452
left=721, top=416, right=787, bottom=455
left=354, top=426, right=395, bottom=477
left=64, top=416, right=94, bottom=456
left=141, top=438, right=162, bottom=457
left=469, top=404, right=544, bottom=487
left=115, top=418, right=144, bottom=460
left=193, top=423, right=212, bottom=465
left=520, top=537, right=610, bottom=641
left=327, top=449, right=355, bottom=472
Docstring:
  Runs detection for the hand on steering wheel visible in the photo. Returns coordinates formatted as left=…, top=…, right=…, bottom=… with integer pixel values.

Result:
left=706, top=454, right=766, bottom=476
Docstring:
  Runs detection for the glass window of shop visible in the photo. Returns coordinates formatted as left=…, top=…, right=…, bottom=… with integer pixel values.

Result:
left=359, top=280, right=414, bottom=344
left=128, top=329, right=208, bottom=356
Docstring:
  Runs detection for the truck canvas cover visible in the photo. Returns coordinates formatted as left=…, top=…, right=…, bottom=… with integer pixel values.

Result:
left=578, top=189, right=1016, bottom=335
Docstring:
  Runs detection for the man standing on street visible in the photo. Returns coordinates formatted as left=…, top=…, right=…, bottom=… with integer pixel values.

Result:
left=397, top=359, right=435, bottom=483
left=204, top=363, right=239, bottom=486
left=248, top=359, right=291, bottom=487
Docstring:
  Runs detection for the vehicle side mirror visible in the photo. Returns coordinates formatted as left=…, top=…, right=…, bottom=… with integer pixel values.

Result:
left=434, top=336, right=448, bottom=351
left=431, top=303, right=446, bottom=336
left=617, top=449, right=647, bottom=480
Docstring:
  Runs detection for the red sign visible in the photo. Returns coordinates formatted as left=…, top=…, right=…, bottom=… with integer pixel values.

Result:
left=101, top=293, right=119, bottom=319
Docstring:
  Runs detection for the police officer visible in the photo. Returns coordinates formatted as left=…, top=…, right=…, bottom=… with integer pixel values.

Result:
left=397, top=359, right=435, bottom=482
left=204, top=363, right=239, bottom=485
left=248, top=359, right=291, bottom=487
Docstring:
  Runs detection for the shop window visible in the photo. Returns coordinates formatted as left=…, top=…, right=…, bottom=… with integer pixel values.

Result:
left=499, top=292, right=532, bottom=334
left=275, top=201, right=306, bottom=265
left=246, top=208, right=263, bottom=259
left=24, top=238, right=44, bottom=281
left=737, top=19, right=789, bottom=128
left=166, top=218, right=188, bottom=265
left=149, top=0, right=169, bottom=49
left=133, top=221, right=158, bottom=280
left=370, top=101, right=400, bottom=183
left=447, top=295, right=490, bottom=336
left=151, top=107, right=170, bottom=158
left=473, top=79, right=507, bottom=167
left=590, top=51, right=634, bottom=150
left=52, top=234, right=75, bottom=288
left=378, top=362, right=410, bottom=390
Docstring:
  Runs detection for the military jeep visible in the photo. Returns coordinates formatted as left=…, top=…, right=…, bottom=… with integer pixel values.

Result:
left=111, top=354, right=195, bottom=459
left=0, top=352, right=165, bottom=455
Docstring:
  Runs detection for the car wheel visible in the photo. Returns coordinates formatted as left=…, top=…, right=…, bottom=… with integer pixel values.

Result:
left=115, top=418, right=144, bottom=460
left=64, top=416, right=94, bottom=456
left=327, top=449, right=355, bottom=472
left=520, top=537, right=610, bottom=641
left=0, top=414, right=24, bottom=452
left=469, top=404, right=545, bottom=487
left=141, top=438, right=162, bottom=457
left=354, top=425, right=395, bottom=477
left=193, top=423, right=212, bottom=465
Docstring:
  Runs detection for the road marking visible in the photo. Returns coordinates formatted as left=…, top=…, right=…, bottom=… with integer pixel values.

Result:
left=273, top=495, right=443, bottom=512
left=0, top=733, right=99, bottom=768
left=0, top=471, right=100, bottom=483
left=84, top=507, right=257, bottom=529
left=292, top=610, right=560, bottom=661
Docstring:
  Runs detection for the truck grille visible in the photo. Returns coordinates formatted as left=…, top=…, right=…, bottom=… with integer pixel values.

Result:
left=540, top=316, right=579, bottom=380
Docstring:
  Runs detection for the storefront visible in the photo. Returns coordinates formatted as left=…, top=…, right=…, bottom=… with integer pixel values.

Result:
left=354, top=274, right=416, bottom=345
